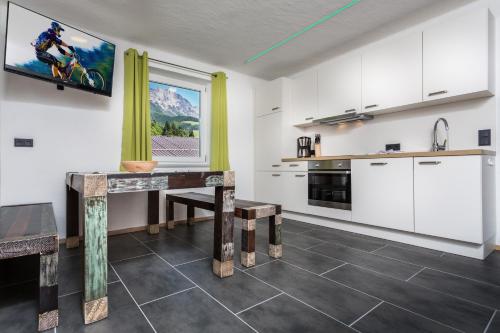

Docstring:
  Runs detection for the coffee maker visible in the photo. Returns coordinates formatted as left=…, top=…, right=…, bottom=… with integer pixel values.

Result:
left=297, top=136, right=312, bottom=158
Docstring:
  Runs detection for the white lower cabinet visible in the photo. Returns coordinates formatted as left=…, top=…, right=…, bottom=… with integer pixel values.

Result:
left=414, top=156, right=487, bottom=244
left=255, top=171, right=283, bottom=206
left=352, top=158, right=414, bottom=232
left=282, top=172, right=308, bottom=213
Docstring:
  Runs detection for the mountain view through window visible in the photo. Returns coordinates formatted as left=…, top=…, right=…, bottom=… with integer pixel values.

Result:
left=149, top=81, right=201, bottom=157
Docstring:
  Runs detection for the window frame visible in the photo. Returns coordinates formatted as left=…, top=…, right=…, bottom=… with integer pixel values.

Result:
left=148, top=71, right=210, bottom=167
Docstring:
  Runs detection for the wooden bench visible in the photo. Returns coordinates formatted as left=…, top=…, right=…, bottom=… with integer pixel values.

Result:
left=0, top=203, right=59, bottom=331
left=163, top=192, right=282, bottom=267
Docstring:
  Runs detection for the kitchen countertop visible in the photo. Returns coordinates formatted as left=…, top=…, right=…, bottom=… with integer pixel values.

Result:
left=282, top=149, right=496, bottom=162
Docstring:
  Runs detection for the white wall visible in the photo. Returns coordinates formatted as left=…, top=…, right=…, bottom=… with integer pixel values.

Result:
left=282, top=0, right=500, bottom=243
left=0, top=0, right=262, bottom=237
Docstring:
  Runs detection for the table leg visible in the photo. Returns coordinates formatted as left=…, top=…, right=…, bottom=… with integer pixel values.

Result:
left=187, top=205, right=195, bottom=226
left=39, top=252, right=58, bottom=331
left=269, top=214, right=282, bottom=258
left=66, top=185, right=80, bottom=249
left=82, top=195, right=108, bottom=324
left=241, top=219, right=256, bottom=267
left=147, top=191, right=160, bottom=234
left=213, top=171, right=235, bottom=278
left=166, top=200, right=175, bottom=229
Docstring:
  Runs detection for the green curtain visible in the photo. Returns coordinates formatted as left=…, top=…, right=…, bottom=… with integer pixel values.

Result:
left=120, top=49, right=152, bottom=169
left=210, top=72, right=230, bottom=171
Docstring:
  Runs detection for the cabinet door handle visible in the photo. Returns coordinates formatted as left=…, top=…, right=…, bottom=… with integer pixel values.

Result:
left=344, top=108, right=356, bottom=113
left=289, top=164, right=299, bottom=167
left=418, top=161, right=442, bottom=165
left=370, top=162, right=388, bottom=166
left=295, top=174, right=306, bottom=178
left=427, top=90, right=448, bottom=96
left=271, top=107, right=280, bottom=111
left=272, top=174, right=281, bottom=177
left=305, top=117, right=314, bottom=121
left=272, top=164, right=281, bottom=168
left=365, top=104, right=378, bottom=109
left=428, top=90, right=448, bottom=97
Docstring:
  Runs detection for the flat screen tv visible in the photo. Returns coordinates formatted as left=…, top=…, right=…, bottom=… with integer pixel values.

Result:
left=4, top=2, right=116, bottom=96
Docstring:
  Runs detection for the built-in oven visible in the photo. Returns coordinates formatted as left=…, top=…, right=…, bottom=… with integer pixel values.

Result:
left=308, top=160, right=351, bottom=210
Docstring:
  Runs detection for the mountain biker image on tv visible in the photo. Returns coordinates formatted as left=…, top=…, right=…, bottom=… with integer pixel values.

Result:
left=32, top=21, right=75, bottom=80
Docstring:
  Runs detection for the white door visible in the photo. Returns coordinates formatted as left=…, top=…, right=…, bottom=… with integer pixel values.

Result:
left=255, top=79, right=283, bottom=117
left=362, top=31, right=422, bottom=113
left=414, top=156, right=483, bottom=243
left=352, top=158, right=414, bottom=232
left=291, top=70, right=318, bottom=125
left=318, top=55, right=361, bottom=118
left=255, top=171, right=283, bottom=205
left=255, top=112, right=283, bottom=171
left=423, top=8, right=492, bottom=101
left=283, top=172, right=308, bottom=213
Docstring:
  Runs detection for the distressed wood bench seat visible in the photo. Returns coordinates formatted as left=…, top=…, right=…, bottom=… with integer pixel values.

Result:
left=0, top=203, right=59, bottom=331
left=163, top=192, right=282, bottom=267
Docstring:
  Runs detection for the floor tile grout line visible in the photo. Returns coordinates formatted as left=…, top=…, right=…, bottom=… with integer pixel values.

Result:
left=370, top=246, right=500, bottom=288
left=242, top=258, right=279, bottom=271
left=134, top=236, right=260, bottom=333
left=269, top=259, right=465, bottom=333
left=319, top=263, right=348, bottom=276
left=484, top=309, right=497, bottom=333
left=109, top=262, right=158, bottom=333
left=405, top=273, right=499, bottom=312
left=109, top=252, right=155, bottom=264
left=173, top=256, right=211, bottom=267
left=370, top=244, right=388, bottom=253
left=348, top=301, right=384, bottom=327
left=319, top=271, right=466, bottom=333
left=133, top=225, right=496, bottom=321
left=235, top=292, right=284, bottom=315
left=138, top=286, right=197, bottom=307
left=57, top=280, right=122, bottom=299
left=300, top=239, right=500, bottom=289
left=57, top=290, right=81, bottom=298
left=405, top=267, right=427, bottom=282
left=239, top=266, right=361, bottom=333
left=145, top=230, right=210, bottom=255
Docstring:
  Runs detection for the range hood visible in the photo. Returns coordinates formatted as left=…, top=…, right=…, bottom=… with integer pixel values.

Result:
left=313, top=112, right=374, bottom=126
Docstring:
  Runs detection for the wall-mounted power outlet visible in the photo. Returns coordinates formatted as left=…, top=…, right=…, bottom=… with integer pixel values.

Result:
left=385, top=143, right=401, bottom=151
left=14, top=138, right=34, bottom=147
left=478, top=129, right=491, bottom=146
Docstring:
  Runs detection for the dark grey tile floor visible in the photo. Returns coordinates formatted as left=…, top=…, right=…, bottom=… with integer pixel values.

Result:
left=2, top=218, right=500, bottom=332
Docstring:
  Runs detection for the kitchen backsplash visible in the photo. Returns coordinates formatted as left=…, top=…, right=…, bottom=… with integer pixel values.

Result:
left=284, top=97, right=496, bottom=157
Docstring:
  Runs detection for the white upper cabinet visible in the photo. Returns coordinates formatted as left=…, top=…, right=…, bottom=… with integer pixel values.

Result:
left=362, top=31, right=422, bottom=113
left=291, top=70, right=318, bottom=125
left=423, top=8, right=494, bottom=102
left=318, top=55, right=361, bottom=118
left=255, top=79, right=283, bottom=117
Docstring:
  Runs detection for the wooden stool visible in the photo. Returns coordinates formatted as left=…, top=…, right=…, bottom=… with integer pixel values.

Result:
left=163, top=193, right=282, bottom=267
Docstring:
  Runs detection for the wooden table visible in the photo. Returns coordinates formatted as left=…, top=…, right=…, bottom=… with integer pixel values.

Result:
left=0, top=203, right=59, bottom=331
left=65, top=171, right=235, bottom=324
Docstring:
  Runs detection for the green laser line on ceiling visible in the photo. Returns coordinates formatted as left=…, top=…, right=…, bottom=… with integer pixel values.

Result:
left=245, top=0, right=362, bottom=64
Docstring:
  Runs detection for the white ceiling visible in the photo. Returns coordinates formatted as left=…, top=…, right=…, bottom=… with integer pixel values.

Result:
left=13, top=0, right=473, bottom=79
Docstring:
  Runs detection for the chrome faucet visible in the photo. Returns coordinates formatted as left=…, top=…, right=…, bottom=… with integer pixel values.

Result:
left=432, top=118, right=449, bottom=151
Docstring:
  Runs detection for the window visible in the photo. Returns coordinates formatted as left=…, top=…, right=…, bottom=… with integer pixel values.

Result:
left=148, top=72, right=209, bottom=166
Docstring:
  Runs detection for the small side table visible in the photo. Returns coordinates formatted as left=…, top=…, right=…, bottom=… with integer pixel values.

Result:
left=0, top=203, right=59, bottom=331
